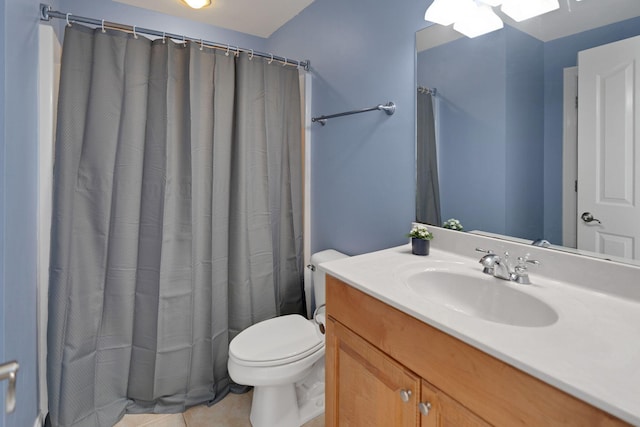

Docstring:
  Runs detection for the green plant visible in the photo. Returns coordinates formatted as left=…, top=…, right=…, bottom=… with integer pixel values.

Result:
left=407, top=224, right=434, bottom=240
left=443, top=218, right=463, bottom=231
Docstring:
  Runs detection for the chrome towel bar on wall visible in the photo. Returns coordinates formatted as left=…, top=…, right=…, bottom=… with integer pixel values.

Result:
left=312, top=101, right=396, bottom=126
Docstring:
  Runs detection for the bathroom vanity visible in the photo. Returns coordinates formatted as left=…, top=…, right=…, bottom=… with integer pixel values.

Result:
left=321, top=233, right=640, bottom=426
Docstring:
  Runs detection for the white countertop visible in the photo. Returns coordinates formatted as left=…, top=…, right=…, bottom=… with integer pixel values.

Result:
left=320, top=244, right=640, bottom=425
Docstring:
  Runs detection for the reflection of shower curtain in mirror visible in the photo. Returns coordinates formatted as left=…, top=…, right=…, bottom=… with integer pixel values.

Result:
left=416, top=91, right=441, bottom=225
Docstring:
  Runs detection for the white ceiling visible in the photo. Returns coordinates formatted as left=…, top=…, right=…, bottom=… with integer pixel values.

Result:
left=418, top=0, right=640, bottom=52
left=113, top=0, right=315, bottom=38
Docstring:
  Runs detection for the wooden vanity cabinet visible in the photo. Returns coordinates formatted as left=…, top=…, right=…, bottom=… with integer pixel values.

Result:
left=325, top=275, right=629, bottom=427
left=326, top=318, right=420, bottom=426
left=420, top=380, right=490, bottom=427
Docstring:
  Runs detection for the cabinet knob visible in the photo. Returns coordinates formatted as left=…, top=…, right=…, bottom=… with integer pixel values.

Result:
left=419, top=402, right=432, bottom=416
left=399, top=389, right=412, bottom=402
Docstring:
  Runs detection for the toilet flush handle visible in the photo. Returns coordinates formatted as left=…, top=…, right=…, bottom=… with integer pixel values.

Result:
left=313, top=304, right=326, bottom=334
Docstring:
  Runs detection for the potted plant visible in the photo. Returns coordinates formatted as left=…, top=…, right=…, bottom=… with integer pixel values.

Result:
left=407, top=224, right=433, bottom=256
left=442, top=218, right=464, bottom=231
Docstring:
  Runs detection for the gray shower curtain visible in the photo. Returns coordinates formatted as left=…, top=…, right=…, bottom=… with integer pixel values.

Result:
left=48, top=25, right=303, bottom=427
left=416, top=90, right=441, bottom=225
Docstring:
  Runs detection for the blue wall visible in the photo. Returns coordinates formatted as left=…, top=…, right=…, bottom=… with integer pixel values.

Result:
left=542, top=16, right=640, bottom=243
left=417, top=26, right=544, bottom=240
left=505, top=27, right=544, bottom=240
left=268, top=0, right=429, bottom=255
left=419, top=30, right=508, bottom=234
left=1, top=0, right=42, bottom=425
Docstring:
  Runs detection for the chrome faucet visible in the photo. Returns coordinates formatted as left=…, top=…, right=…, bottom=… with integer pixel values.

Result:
left=477, top=249, right=539, bottom=284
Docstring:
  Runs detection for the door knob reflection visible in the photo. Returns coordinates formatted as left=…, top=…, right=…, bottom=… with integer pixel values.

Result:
left=581, top=212, right=602, bottom=224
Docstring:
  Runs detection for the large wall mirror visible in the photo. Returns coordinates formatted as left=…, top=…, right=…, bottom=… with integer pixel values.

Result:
left=416, top=0, right=640, bottom=265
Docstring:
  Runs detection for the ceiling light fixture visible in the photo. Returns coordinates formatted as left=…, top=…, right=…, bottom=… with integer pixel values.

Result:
left=453, top=4, right=504, bottom=38
left=424, top=0, right=560, bottom=38
left=424, top=0, right=475, bottom=26
left=181, top=0, right=212, bottom=10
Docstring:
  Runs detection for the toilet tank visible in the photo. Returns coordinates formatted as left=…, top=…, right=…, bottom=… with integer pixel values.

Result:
left=309, top=250, right=349, bottom=310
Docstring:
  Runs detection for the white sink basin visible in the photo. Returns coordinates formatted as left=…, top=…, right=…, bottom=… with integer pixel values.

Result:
left=404, top=269, right=558, bottom=327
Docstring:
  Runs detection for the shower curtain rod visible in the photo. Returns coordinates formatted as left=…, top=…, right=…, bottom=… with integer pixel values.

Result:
left=39, top=4, right=310, bottom=71
left=311, top=101, right=396, bottom=126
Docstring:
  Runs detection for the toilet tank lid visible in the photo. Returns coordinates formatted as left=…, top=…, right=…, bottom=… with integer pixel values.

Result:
left=229, top=314, right=323, bottom=364
left=310, top=249, right=349, bottom=266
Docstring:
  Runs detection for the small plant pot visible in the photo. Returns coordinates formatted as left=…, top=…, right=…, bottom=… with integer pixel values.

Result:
left=411, top=238, right=430, bottom=256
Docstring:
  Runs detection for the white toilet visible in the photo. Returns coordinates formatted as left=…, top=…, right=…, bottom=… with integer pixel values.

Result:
left=228, top=250, right=348, bottom=427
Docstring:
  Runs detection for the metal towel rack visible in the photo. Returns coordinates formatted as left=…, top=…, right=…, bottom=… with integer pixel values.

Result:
left=312, top=101, right=396, bottom=126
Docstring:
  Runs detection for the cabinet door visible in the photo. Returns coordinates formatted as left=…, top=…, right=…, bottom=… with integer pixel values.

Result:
left=420, top=380, right=490, bottom=427
left=326, top=318, right=420, bottom=427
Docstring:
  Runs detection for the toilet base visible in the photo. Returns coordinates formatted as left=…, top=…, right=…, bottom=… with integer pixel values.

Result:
left=297, top=393, right=324, bottom=425
left=248, top=360, right=325, bottom=427
left=249, top=385, right=325, bottom=427
left=250, top=384, right=299, bottom=427
left=296, top=359, right=325, bottom=424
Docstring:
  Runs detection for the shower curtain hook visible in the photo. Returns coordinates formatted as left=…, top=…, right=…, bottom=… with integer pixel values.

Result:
left=282, top=57, right=288, bottom=67
left=101, top=19, right=106, bottom=33
left=66, top=13, right=72, bottom=27
left=200, top=39, right=204, bottom=51
left=249, top=49, right=254, bottom=60
left=225, top=44, right=230, bottom=56
left=162, top=32, right=166, bottom=44
left=235, top=46, right=240, bottom=57
left=133, top=25, right=138, bottom=39
left=268, top=53, right=274, bottom=64
left=296, top=60, right=301, bottom=69
left=182, top=35, right=186, bottom=47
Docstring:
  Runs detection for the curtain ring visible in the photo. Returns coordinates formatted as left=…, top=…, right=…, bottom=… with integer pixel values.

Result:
left=101, top=19, right=106, bottom=33
left=249, top=49, right=254, bottom=60
left=162, top=31, right=166, bottom=44
left=66, top=13, right=72, bottom=27
left=268, top=53, right=274, bottom=64
left=235, top=46, right=240, bottom=57
left=225, top=44, right=230, bottom=56
left=182, top=35, right=186, bottom=47
left=133, top=25, right=138, bottom=39
left=200, top=39, right=204, bottom=51
left=282, top=57, right=288, bottom=67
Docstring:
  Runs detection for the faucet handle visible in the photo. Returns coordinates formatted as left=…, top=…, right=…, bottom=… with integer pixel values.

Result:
left=517, top=255, right=540, bottom=266
left=513, top=255, right=539, bottom=284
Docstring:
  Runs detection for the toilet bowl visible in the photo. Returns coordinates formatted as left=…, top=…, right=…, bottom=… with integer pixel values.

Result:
left=227, top=250, right=348, bottom=427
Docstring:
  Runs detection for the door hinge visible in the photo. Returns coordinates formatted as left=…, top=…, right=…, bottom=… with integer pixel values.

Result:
left=575, top=180, right=578, bottom=192
left=575, top=96, right=579, bottom=109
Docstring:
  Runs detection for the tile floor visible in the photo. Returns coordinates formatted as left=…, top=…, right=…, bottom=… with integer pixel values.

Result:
left=113, top=390, right=325, bottom=427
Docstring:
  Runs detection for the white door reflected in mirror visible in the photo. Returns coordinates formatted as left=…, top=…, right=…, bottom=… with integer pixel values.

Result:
left=577, top=35, right=640, bottom=261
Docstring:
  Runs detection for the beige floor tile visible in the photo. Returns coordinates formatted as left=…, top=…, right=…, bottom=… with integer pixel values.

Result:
left=152, top=414, right=187, bottom=427
left=183, top=391, right=252, bottom=427
left=115, top=413, right=185, bottom=427
left=114, top=391, right=324, bottom=427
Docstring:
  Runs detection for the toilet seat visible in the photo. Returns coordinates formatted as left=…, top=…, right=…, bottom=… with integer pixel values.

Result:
left=229, top=314, right=323, bottom=367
